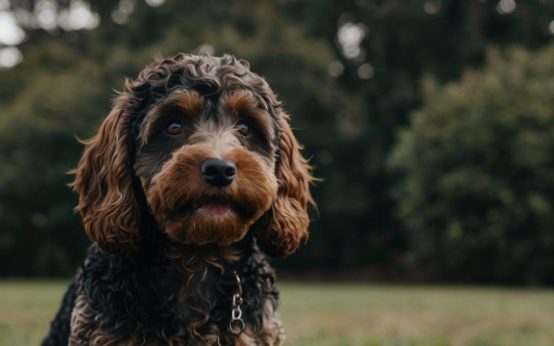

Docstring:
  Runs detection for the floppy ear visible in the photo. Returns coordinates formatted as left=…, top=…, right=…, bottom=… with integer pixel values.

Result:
left=255, top=110, right=315, bottom=257
left=70, top=96, right=140, bottom=256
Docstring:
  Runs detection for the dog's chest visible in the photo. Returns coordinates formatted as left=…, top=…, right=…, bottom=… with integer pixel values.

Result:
left=70, top=255, right=238, bottom=344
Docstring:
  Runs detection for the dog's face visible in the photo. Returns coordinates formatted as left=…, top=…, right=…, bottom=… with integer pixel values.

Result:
left=136, top=89, right=278, bottom=245
left=71, top=54, right=314, bottom=257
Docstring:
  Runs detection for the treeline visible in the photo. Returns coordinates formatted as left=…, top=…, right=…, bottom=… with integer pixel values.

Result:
left=1, top=0, right=554, bottom=284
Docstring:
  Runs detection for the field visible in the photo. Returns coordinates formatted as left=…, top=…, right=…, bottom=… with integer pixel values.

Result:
left=0, top=281, right=553, bottom=346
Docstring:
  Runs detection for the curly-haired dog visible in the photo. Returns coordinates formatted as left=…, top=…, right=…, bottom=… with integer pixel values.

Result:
left=42, top=53, right=314, bottom=346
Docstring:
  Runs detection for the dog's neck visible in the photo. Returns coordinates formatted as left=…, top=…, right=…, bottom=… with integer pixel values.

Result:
left=164, top=242, right=241, bottom=273
left=134, top=217, right=256, bottom=274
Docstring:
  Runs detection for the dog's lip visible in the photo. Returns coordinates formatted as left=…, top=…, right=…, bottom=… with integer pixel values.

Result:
left=196, top=201, right=233, bottom=216
left=171, top=197, right=254, bottom=220
left=175, top=197, right=239, bottom=215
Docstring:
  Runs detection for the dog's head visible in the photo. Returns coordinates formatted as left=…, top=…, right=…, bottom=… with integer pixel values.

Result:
left=71, top=54, right=314, bottom=257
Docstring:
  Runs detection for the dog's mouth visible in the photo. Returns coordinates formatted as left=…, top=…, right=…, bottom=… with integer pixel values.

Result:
left=196, top=200, right=233, bottom=217
left=172, top=196, right=251, bottom=220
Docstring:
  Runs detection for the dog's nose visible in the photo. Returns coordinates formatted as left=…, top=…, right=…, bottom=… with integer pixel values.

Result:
left=201, top=158, right=236, bottom=187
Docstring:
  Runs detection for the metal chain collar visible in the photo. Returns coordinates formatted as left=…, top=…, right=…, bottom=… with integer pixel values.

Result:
left=228, top=271, right=246, bottom=336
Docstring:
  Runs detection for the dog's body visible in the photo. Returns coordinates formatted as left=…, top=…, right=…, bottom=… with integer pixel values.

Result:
left=46, top=241, right=283, bottom=346
left=42, top=54, right=314, bottom=346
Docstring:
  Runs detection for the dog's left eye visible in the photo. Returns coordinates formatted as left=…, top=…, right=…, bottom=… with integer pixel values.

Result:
left=236, top=122, right=250, bottom=138
left=165, top=120, right=183, bottom=135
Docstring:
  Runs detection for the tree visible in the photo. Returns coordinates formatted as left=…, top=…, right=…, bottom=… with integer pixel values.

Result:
left=2, top=0, right=554, bottom=280
left=390, top=45, right=554, bottom=284
left=0, top=0, right=343, bottom=275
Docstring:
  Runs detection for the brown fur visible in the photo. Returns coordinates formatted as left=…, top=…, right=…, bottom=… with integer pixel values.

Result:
left=222, top=90, right=274, bottom=147
left=71, top=54, right=314, bottom=258
left=254, top=110, right=315, bottom=257
left=146, top=144, right=278, bottom=245
left=70, top=97, right=141, bottom=256
left=59, top=54, right=315, bottom=345
left=140, top=91, right=204, bottom=146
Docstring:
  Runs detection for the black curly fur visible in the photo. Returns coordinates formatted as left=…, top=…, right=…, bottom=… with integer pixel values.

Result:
left=42, top=54, right=293, bottom=345
left=43, top=238, right=279, bottom=345
left=42, top=282, right=77, bottom=346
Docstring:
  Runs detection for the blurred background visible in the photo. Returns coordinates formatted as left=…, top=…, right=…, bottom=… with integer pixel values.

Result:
left=2, top=0, right=554, bottom=344
left=2, top=0, right=554, bottom=284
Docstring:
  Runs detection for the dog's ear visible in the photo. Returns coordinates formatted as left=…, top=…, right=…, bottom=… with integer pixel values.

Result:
left=70, top=96, right=140, bottom=256
left=256, top=109, right=315, bottom=257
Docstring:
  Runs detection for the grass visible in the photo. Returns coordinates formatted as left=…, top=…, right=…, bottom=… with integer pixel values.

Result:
left=0, top=281, right=553, bottom=345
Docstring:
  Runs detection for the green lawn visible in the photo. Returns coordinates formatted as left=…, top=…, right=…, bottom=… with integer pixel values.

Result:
left=0, top=281, right=553, bottom=346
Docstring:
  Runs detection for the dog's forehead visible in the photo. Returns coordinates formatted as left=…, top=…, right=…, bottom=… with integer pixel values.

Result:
left=134, top=89, right=277, bottom=152
left=128, top=56, right=282, bottom=153
left=142, top=88, right=270, bottom=124
left=221, top=89, right=268, bottom=113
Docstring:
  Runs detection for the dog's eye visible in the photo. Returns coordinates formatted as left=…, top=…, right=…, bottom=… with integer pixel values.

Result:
left=165, top=120, right=183, bottom=135
left=236, top=122, right=250, bottom=138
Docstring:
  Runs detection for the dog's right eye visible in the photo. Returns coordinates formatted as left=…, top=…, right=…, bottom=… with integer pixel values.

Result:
left=165, top=120, right=183, bottom=135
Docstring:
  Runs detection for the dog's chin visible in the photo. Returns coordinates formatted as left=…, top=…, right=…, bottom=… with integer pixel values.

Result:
left=163, top=201, right=255, bottom=245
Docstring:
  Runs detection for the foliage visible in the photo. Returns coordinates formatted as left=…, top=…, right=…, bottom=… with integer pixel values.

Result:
left=390, top=45, right=554, bottom=284
left=1, top=0, right=554, bottom=282
left=0, top=0, right=343, bottom=275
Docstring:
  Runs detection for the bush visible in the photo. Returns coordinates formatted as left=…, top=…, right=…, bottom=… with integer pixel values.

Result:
left=390, top=45, right=554, bottom=284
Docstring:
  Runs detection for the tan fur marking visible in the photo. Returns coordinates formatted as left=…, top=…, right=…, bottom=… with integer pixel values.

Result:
left=146, top=144, right=277, bottom=246
left=221, top=90, right=274, bottom=144
left=189, top=118, right=240, bottom=158
left=139, top=90, right=204, bottom=145
left=174, top=91, right=204, bottom=117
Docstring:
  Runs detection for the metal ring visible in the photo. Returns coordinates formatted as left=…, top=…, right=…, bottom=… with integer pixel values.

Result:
left=228, top=319, right=246, bottom=336
left=232, top=307, right=242, bottom=320
left=234, top=272, right=243, bottom=295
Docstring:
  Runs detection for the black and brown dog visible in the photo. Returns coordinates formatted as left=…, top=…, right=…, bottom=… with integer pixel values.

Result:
left=42, top=53, right=314, bottom=346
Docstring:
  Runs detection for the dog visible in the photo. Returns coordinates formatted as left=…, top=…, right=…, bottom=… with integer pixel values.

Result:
left=42, top=53, right=314, bottom=346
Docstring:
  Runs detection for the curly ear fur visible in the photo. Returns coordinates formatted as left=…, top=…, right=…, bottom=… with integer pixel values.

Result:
left=70, top=96, right=140, bottom=256
left=256, top=110, right=315, bottom=257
